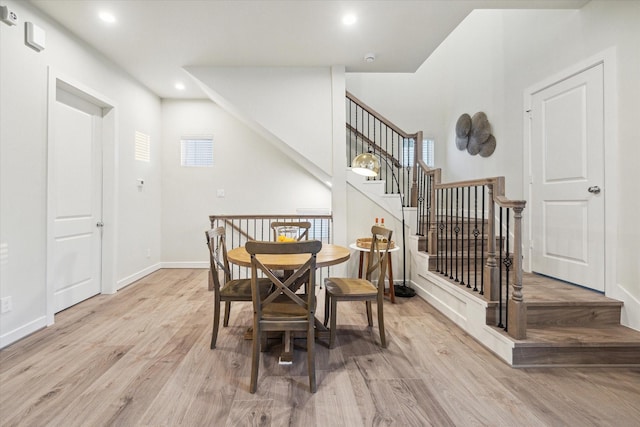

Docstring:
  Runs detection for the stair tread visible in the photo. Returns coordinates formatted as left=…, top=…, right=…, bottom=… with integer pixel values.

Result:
left=514, top=325, right=640, bottom=347
left=521, top=272, right=622, bottom=305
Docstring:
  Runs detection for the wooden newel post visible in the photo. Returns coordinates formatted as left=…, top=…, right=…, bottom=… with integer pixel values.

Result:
left=427, top=169, right=440, bottom=255
left=507, top=205, right=526, bottom=339
left=483, top=183, right=498, bottom=301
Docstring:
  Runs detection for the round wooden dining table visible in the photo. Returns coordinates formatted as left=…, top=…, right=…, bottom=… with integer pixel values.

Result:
left=226, top=243, right=350, bottom=355
left=226, top=243, right=350, bottom=270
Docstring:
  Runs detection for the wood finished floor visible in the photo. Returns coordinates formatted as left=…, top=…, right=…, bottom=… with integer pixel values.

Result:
left=1, top=269, right=639, bottom=426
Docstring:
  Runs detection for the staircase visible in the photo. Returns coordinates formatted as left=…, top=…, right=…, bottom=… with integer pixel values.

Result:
left=346, top=91, right=640, bottom=367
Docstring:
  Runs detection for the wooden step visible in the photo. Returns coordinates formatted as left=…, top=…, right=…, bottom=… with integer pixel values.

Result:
left=511, top=325, right=640, bottom=366
left=430, top=251, right=639, bottom=367
left=522, top=273, right=623, bottom=327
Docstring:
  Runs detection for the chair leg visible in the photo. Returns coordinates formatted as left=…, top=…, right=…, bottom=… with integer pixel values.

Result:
left=365, top=301, right=373, bottom=326
left=307, top=319, right=317, bottom=393
left=211, top=296, right=221, bottom=349
left=250, top=322, right=260, bottom=393
left=378, top=297, right=387, bottom=348
left=329, top=298, right=338, bottom=349
left=223, top=301, right=231, bottom=327
left=323, top=290, right=330, bottom=327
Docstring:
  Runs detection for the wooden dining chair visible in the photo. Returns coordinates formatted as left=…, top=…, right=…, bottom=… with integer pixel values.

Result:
left=205, top=227, right=272, bottom=349
left=323, top=225, right=393, bottom=349
left=270, top=221, right=311, bottom=242
left=246, top=239, right=322, bottom=394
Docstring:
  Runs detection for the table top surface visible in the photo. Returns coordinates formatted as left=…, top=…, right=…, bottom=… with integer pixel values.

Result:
left=227, top=243, right=350, bottom=269
left=349, top=243, right=400, bottom=252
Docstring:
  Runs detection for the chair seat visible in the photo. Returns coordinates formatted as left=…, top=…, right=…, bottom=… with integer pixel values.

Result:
left=263, top=294, right=314, bottom=320
left=220, top=278, right=272, bottom=299
left=324, top=277, right=377, bottom=297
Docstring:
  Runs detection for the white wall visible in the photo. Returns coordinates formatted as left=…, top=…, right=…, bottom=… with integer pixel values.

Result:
left=0, top=0, right=162, bottom=347
left=185, top=67, right=334, bottom=179
left=160, top=99, right=332, bottom=265
left=346, top=1, right=640, bottom=327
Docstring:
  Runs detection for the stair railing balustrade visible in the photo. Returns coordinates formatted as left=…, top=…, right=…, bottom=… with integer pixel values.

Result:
left=415, top=169, right=527, bottom=339
left=208, top=214, right=333, bottom=283
left=346, top=91, right=419, bottom=208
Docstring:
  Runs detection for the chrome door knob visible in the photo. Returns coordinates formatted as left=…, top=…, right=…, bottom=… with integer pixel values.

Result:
left=96, top=221, right=104, bottom=227
left=587, top=186, right=601, bottom=194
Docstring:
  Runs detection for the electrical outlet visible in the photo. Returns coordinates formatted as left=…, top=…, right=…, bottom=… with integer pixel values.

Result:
left=146, top=248, right=151, bottom=258
left=1, top=296, right=12, bottom=314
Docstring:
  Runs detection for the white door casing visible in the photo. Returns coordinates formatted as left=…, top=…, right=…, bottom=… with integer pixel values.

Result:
left=529, top=63, right=605, bottom=292
left=50, top=86, right=104, bottom=312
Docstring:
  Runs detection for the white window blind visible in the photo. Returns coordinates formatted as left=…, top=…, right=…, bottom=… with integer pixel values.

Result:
left=422, top=138, right=435, bottom=167
left=181, top=137, right=213, bottom=167
left=135, top=131, right=150, bottom=162
left=399, top=137, right=435, bottom=167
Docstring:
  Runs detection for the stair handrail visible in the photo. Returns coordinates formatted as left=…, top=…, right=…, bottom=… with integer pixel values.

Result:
left=346, top=91, right=417, bottom=139
left=346, top=91, right=421, bottom=207
left=346, top=123, right=402, bottom=169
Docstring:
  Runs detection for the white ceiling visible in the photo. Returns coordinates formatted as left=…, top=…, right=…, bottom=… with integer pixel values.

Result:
left=29, top=0, right=589, bottom=99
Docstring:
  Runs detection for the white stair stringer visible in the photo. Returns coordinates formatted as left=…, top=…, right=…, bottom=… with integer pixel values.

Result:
left=346, top=168, right=416, bottom=232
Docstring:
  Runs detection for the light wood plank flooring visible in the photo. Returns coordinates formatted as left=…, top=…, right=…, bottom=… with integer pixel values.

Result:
left=1, top=269, right=639, bottom=426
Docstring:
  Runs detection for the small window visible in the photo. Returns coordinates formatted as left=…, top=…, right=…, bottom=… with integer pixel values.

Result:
left=422, top=138, right=435, bottom=167
left=181, top=137, right=213, bottom=167
left=135, top=131, right=150, bottom=162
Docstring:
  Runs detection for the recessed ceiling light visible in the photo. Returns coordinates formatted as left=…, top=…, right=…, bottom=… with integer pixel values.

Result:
left=98, top=11, right=116, bottom=24
left=342, top=14, right=357, bottom=26
left=175, top=82, right=185, bottom=90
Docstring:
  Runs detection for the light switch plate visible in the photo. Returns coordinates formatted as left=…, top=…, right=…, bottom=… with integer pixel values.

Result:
left=26, top=21, right=46, bottom=51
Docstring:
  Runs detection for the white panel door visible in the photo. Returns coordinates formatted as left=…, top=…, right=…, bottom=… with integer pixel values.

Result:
left=51, top=88, right=103, bottom=312
left=531, top=64, right=604, bottom=292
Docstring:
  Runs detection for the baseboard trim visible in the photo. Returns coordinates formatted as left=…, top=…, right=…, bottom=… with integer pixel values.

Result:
left=116, top=263, right=162, bottom=291
left=0, top=315, right=47, bottom=349
left=616, top=283, right=640, bottom=331
left=161, top=261, right=208, bottom=269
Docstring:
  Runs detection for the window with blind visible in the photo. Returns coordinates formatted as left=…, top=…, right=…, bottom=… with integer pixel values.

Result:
left=135, top=131, right=150, bottom=162
left=401, top=137, right=435, bottom=167
left=422, top=138, right=435, bottom=167
left=180, top=137, right=213, bottom=167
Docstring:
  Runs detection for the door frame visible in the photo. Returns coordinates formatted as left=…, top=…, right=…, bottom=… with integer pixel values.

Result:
left=523, top=48, right=618, bottom=296
left=46, top=68, right=119, bottom=325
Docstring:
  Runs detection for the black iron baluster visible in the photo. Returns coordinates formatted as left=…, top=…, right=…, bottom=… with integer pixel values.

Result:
left=460, top=187, right=465, bottom=286
left=448, top=187, right=452, bottom=278
left=454, top=187, right=460, bottom=282
left=503, top=208, right=512, bottom=332
left=466, top=186, right=471, bottom=288
left=473, top=186, right=479, bottom=292
left=445, top=188, right=450, bottom=277
left=498, top=207, right=504, bottom=328
left=437, top=188, right=443, bottom=273
left=480, top=186, right=485, bottom=296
